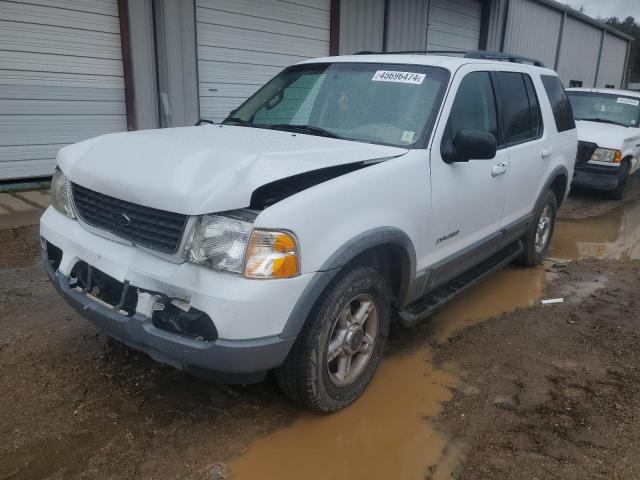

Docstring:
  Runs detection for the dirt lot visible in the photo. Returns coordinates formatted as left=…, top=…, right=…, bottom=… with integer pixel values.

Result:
left=1, top=177, right=639, bottom=479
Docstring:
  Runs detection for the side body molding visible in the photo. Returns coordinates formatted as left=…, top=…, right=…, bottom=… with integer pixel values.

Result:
left=281, top=227, right=416, bottom=339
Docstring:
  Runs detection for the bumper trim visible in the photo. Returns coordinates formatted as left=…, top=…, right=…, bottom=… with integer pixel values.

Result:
left=42, top=250, right=294, bottom=384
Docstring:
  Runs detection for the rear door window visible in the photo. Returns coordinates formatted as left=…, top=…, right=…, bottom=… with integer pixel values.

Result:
left=541, top=75, right=576, bottom=132
left=495, top=72, right=533, bottom=144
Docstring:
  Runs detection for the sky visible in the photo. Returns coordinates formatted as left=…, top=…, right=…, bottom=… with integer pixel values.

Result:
left=564, top=0, right=640, bottom=21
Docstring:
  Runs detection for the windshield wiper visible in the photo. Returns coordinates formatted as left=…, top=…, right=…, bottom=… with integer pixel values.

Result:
left=576, top=117, right=628, bottom=127
left=222, top=116, right=251, bottom=126
left=258, top=124, right=343, bottom=139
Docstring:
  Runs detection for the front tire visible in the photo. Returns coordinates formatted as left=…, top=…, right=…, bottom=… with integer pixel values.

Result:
left=608, top=161, right=629, bottom=201
left=516, top=189, right=557, bottom=267
left=276, top=265, right=391, bottom=413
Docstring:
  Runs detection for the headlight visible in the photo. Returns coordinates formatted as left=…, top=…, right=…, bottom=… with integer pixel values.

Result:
left=591, top=148, right=622, bottom=163
left=186, top=214, right=253, bottom=274
left=51, top=167, right=76, bottom=219
left=185, top=212, right=299, bottom=278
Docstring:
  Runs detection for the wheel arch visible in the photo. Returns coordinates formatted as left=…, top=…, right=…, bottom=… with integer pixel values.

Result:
left=543, top=165, right=569, bottom=208
left=281, top=227, right=416, bottom=339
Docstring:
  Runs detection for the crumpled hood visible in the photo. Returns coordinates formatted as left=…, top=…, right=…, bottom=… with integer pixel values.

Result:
left=575, top=120, right=635, bottom=150
left=58, top=125, right=407, bottom=215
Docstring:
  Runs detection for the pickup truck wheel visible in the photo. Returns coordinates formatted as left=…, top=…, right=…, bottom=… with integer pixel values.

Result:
left=515, top=189, right=557, bottom=267
left=608, top=161, right=629, bottom=201
left=276, top=265, right=390, bottom=413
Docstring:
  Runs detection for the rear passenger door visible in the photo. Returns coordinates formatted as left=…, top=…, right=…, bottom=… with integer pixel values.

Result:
left=495, top=70, right=547, bottom=242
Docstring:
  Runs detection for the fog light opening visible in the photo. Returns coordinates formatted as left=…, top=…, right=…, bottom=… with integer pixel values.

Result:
left=152, top=302, right=218, bottom=342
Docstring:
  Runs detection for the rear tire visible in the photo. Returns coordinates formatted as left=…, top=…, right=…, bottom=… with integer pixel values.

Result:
left=276, top=265, right=391, bottom=413
left=515, top=189, right=557, bottom=267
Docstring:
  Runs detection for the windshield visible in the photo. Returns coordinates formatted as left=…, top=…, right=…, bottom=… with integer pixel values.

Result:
left=567, top=91, right=640, bottom=128
left=223, top=62, right=450, bottom=148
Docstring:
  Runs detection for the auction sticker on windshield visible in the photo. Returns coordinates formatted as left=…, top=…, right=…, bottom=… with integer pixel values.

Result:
left=372, top=70, right=426, bottom=85
left=617, top=97, right=640, bottom=107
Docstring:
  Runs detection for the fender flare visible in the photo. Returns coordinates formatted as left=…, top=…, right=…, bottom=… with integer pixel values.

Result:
left=539, top=165, right=569, bottom=208
left=280, top=227, right=416, bottom=339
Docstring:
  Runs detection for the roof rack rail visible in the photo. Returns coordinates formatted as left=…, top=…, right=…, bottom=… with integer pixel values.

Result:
left=464, top=50, right=545, bottom=67
left=352, top=49, right=545, bottom=67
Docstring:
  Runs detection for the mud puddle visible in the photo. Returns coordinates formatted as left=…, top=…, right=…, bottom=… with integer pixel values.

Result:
left=230, top=267, right=547, bottom=479
left=551, top=201, right=640, bottom=260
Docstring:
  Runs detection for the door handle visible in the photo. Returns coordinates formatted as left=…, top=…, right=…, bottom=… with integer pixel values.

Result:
left=541, top=147, right=552, bottom=158
left=492, top=161, right=509, bottom=177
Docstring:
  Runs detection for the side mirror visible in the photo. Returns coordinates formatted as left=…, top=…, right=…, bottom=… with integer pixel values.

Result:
left=442, top=129, right=497, bottom=163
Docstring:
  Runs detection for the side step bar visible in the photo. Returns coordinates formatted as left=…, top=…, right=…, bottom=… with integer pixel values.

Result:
left=398, top=240, right=524, bottom=328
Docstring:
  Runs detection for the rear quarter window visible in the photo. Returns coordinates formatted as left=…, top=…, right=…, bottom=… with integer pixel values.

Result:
left=540, top=75, right=575, bottom=132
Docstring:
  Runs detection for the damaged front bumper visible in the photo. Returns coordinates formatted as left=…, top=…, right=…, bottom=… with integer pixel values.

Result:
left=39, top=207, right=312, bottom=383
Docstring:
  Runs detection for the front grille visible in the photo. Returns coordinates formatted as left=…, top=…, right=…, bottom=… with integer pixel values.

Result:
left=576, top=141, right=597, bottom=168
left=71, top=183, right=188, bottom=254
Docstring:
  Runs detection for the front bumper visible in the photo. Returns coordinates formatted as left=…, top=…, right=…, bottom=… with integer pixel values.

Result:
left=40, top=207, right=313, bottom=382
left=572, top=163, right=622, bottom=191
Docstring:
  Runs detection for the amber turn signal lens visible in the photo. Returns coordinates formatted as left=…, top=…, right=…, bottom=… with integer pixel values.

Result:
left=244, top=230, right=299, bottom=279
left=614, top=150, right=622, bottom=163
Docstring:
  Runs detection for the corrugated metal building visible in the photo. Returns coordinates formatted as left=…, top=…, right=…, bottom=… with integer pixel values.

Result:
left=0, top=0, right=632, bottom=180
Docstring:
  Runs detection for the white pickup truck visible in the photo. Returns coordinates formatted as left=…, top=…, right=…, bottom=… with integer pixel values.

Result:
left=42, top=52, right=577, bottom=412
left=567, top=88, right=640, bottom=199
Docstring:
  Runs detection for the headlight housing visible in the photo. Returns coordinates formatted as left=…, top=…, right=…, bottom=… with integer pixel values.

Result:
left=186, top=214, right=253, bottom=274
left=591, top=148, right=622, bottom=163
left=185, top=212, right=299, bottom=279
left=51, top=167, right=76, bottom=219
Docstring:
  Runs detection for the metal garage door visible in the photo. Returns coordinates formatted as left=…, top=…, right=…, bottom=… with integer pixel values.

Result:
left=196, top=0, right=331, bottom=123
left=0, top=0, right=127, bottom=180
left=426, top=0, right=482, bottom=51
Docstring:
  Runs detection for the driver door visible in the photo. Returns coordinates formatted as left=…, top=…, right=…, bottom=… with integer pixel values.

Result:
left=426, top=68, right=509, bottom=287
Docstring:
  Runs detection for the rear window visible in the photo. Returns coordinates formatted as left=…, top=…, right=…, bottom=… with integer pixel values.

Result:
left=541, top=75, right=575, bottom=132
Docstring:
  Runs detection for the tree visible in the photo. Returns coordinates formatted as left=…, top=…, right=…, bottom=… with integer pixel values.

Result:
left=605, top=16, right=640, bottom=85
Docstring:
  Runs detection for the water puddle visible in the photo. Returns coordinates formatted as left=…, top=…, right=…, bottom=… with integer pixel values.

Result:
left=428, top=267, right=546, bottom=342
left=550, top=203, right=640, bottom=261
left=230, top=267, right=546, bottom=479
left=231, top=350, right=458, bottom=480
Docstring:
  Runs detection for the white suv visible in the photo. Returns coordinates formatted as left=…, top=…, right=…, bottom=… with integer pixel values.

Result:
left=41, top=52, right=577, bottom=412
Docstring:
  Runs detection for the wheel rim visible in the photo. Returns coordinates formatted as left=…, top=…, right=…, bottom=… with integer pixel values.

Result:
left=326, top=294, right=379, bottom=387
left=534, top=204, right=552, bottom=253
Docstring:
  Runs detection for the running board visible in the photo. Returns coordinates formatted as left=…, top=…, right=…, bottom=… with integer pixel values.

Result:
left=398, top=240, right=524, bottom=328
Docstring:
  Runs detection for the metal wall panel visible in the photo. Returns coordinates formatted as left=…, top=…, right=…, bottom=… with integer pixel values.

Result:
left=597, top=33, right=628, bottom=88
left=502, top=0, right=562, bottom=68
left=0, top=0, right=127, bottom=180
left=155, top=0, right=200, bottom=128
left=557, top=16, right=602, bottom=87
left=338, top=0, right=385, bottom=54
left=385, top=0, right=429, bottom=51
left=196, top=0, right=330, bottom=122
left=426, top=0, right=482, bottom=50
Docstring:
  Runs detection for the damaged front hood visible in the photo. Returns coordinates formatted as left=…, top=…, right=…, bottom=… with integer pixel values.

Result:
left=58, top=125, right=407, bottom=215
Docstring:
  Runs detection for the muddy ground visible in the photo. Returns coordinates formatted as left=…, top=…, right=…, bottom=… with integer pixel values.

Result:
left=1, top=177, right=639, bottom=479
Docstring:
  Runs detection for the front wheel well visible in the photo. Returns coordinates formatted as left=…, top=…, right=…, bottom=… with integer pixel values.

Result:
left=346, top=244, right=410, bottom=305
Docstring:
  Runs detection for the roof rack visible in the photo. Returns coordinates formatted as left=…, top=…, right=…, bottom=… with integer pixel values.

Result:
left=353, top=49, right=546, bottom=68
